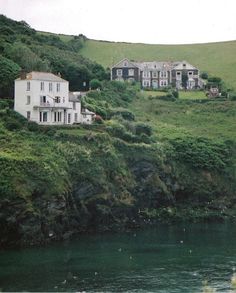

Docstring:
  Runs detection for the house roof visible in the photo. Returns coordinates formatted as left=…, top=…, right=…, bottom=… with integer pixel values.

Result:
left=134, top=61, right=173, bottom=71
left=172, top=61, right=197, bottom=70
left=112, top=59, right=198, bottom=72
left=16, top=71, right=68, bottom=82
left=112, top=58, right=139, bottom=69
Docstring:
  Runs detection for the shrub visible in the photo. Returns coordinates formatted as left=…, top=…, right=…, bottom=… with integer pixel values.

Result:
left=135, top=123, right=152, bottom=136
left=4, top=118, right=22, bottom=131
left=200, top=72, right=208, bottom=80
left=172, top=90, right=179, bottom=99
left=89, top=79, right=102, bottom=90
left=27, top=121, right=39, bottom=132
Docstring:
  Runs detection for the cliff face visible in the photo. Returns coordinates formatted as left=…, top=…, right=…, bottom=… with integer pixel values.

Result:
left=0, top=109, right=235, bottom=247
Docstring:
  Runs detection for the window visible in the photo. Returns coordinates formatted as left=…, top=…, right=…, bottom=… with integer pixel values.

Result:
left=160, top=80, right=168, bottom=87
left=74, top=113, right=78, bottom=122
left=56, top=83, right=60, bottom=92
left=176, top=71, right=181, bottom=79
left=26, top=111, right=31, bottom=120
left=117, top=69, right=122, bottom=76
left=26, top=81, right=30, bottom=91
left=152, top=72, right=157, bottom=78
left=143, top=80, right=150, bottom=87
left=49, top=82, right=53, bottom=92
left=40, top=111, right=47, bottom=122
left=160, top=71, right=167, bottom=78
left=26, top=95, right=31, bottom=105
left=40, top=82, right=44, bottom=91
left=54, top=112, right=62, bottom=122
left=63, top=97, right=65, bottom=103
left=55, top=96, right=61, bottom=103
left=73, top=102, right=76, bottom=110
left=68, top=113, right=71, bottom=124
left=143, top=71, right=151, bottom=78
left=188, top=71, right=193, bottom=76
left=128, top=69, right=134, bottom=76
left=124, top=62, right=127, bottom=66
left=40, top=96, right=46, bottom=105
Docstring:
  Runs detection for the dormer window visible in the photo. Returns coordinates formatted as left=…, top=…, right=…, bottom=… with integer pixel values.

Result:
left=183, top=64, right=186, bottom=67
left=124, top=62, right=127, bottom=66
left=188, top=71, right=193, bottom=76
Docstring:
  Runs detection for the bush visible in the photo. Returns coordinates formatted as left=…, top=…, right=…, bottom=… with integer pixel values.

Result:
left=89, top=79, right=102, bottom=90
left=172, top=90, right=179, bottom=99
left=4, top=118, right=22, bottom=131
left=135, top=123, right=152, bottom=136
left=111, top=109, right=135, bottom=121
left=200, top=72, right=208, bottom=80
left=27, top=121, right=39, bottom=132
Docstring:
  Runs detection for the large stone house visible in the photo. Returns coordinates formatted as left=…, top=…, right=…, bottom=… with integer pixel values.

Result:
left=111, top=58, right=203, bottom=89
left=14, top=71, right=95, bottom=125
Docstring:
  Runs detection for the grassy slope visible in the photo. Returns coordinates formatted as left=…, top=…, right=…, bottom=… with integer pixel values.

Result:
left=130, top=93, right=236, bottom=141
left=79, top=39, right=236, bottom=89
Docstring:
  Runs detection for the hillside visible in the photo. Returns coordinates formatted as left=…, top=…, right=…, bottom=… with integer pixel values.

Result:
left=0, top=15, right=236, bottom=248
left=79, top=39, right=236, bottom=90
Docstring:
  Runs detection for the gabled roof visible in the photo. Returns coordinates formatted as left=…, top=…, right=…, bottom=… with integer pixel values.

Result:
left=172, top=61, right=197, bottom=70
left=16, top=71, right=68, bottom=82
left=135, top=61, right=173, bottom=71
left=112, top=58, right=139, bottom=69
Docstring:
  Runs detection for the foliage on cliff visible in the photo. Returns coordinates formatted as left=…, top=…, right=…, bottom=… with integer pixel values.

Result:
left=0, top=14, right=109, bottom=97
left=0, top=82, right=236, bottom=247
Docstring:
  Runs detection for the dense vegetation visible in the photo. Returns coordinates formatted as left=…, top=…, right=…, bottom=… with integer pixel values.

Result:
left=0, top=15, right=109, bottom=97
left=0, top=81, right=236, bottom=247
left=0, top=15, right=236, bottom=248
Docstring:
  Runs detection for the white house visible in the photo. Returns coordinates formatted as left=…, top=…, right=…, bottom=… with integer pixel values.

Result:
left=14, top=71, right=95, bottom=125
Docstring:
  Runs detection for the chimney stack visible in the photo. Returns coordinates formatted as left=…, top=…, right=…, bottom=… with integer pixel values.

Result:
left=20, top=70, right=27, bottom=80
left=58, top=72, right=61, bottom=77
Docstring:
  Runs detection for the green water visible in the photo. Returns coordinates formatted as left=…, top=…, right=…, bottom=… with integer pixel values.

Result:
left=1, top=223, right=236, bottom=292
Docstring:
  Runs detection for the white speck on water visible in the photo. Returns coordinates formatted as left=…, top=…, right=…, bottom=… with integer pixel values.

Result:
left=62, top=280, right=67, bottom=284
left=129, top=256, right=133, bottom=260
left=118, top=248, right=122, bottom=252
left=180, top=240, right=184, bottom=244
left=94, top=272, right=98, bottom=276
left=189, top=249, right=192, bottom=253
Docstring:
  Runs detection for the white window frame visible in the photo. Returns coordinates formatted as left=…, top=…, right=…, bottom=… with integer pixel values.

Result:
left=26, top=95, right=31, bottom=105
left=56, top=83, right=60, bottom=92
left=26, top=111, right=31, bottom=120
left=26, top=81, right=30, bottom=91
left=128, top=69, right=134, bottom=76
left=49, top=82, right=53, bottom=92
left=117, top=69, right=122, bottom=76
left=160, top=71, right=167, bottom=78
left=152, top=72, right=157, bottom=78
left=55, top=96, right=61, bottom=103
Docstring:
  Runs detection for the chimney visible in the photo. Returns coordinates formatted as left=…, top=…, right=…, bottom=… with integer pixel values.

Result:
left=57, top=72, right=61, bottom=77
left=20, top=70, right=27, bottom=80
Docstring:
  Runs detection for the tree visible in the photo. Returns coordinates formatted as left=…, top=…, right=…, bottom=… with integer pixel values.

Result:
left=6, top=42, right=50, bottom=72
left=0, top=55, right=20, bottom=98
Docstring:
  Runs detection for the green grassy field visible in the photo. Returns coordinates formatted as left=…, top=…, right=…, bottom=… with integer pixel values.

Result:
left=130, top=94, right=236, bottom=141
left=141, top=90, right=207, bottom=100
left=79, top=39, right=236, bottom=90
